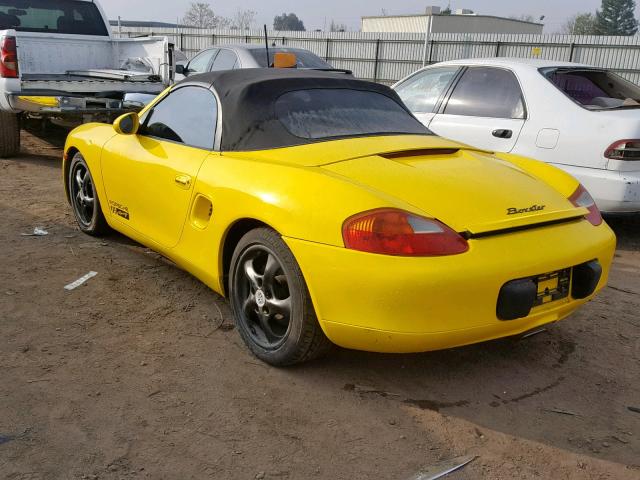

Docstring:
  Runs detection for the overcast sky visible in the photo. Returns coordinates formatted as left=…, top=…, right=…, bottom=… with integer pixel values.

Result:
left=100, top=0, right=640, bottom=33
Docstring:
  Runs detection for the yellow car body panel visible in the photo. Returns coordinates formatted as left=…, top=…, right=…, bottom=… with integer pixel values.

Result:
left=63, top=122, right=616, bottom=353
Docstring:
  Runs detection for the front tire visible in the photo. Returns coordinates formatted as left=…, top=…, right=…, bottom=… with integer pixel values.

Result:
left=229, top=228, right=332, bottom=366
left=68, top=152, right=109, bottom=236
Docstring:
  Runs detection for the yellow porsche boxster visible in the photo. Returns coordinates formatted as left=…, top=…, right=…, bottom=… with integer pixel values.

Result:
left=63, top=69, right=616, bottom=365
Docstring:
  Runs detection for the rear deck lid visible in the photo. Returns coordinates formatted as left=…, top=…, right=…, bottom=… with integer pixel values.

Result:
left=322, top=148, right=586, bottom=235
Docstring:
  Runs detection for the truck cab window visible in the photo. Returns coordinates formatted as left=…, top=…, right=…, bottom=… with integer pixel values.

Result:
left=0, top=0, right=109, bottom=36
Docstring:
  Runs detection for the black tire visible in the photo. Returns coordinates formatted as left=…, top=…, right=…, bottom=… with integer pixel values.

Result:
left=68, top=152, right=110, bottom=236
left=229, top=228, right=332, bottom=366
left=0, top=111, right=20, bottom=158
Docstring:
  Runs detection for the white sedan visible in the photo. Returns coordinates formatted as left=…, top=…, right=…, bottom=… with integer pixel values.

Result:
left=393, top=58, right=640, bottom=213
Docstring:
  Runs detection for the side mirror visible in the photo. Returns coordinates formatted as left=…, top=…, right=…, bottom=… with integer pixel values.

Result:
left=274, top=52, right=297, bottom=69
left=113, top=112, right=139, bottom=135
left=175, top=64, right=185, bottom=75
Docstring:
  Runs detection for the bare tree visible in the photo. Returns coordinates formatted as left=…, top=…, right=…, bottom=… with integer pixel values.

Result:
left=329, top=20, right=348, bottom=32
left=510, top=14, right=536, bottom=22
left=560, top=12, right=598, bottom=34
left=182, top=2, right=227, bottom=29
left=230, top=8, right=257, bottom=31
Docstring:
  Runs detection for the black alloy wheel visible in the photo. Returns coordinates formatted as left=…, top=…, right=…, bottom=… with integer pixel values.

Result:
left=68, top=153, right=109, bottom=235
left=230, top=228, right=331, bottom=365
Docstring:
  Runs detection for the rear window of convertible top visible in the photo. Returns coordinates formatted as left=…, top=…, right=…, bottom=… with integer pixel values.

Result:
left=275, top=88, right=431, bottom=140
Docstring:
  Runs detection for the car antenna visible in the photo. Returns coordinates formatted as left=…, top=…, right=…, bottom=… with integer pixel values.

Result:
left=264, top=24, right=271, bottom=68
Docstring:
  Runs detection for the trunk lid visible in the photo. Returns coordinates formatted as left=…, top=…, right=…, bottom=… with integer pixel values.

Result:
left=322, top=148, right=586, bottom=235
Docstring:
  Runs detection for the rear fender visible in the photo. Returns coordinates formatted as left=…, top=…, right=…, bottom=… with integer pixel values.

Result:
left=495, top=152, right=580, bottom=198
left=171, top=154, right=410, bottom=294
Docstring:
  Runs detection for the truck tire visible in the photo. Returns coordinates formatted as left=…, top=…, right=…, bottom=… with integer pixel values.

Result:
left=0, top=111, right=20, bottom=158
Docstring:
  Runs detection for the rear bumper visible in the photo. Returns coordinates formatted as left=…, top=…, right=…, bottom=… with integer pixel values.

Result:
left=554, top=164, right=640, bottom=213
left=284, top=219, right=615, bottom=353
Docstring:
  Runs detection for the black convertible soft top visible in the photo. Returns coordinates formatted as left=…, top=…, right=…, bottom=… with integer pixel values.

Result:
left=176, top=68, right=429, bottom=151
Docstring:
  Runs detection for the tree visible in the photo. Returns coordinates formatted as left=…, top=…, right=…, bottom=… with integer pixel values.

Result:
left=329, top=20, right=347, bottom=32
left=560, top=12, right=598, bottom=34
left=510, top=14, right=536, bottom=22
left=441, top=7, right=452, bottom=15
left=182, top=2, right=227, bottom=29
left=273, top=13, right=305, bottom=31
left=595, top=0, right=638, bottom=35
left=230, top=8, right=256, bottom=30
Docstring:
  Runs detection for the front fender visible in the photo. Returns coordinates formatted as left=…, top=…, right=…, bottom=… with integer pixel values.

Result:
left=63, top=123, right=117, bottom=205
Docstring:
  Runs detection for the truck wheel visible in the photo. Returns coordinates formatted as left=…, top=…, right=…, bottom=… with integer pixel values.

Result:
left=0, top=111, right=20, bottom=158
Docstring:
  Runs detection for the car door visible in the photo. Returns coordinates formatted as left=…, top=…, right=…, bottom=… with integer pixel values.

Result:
left=209, top=48, right=239, bottom=71
left=394, top=66, right=461, bottom=127
left=429, top=66, right=526, bottom=152
left=101, top=85, right=219, bottom=248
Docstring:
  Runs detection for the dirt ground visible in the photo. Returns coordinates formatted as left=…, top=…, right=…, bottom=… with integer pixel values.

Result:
left=1, top=128, right=639, bottom=480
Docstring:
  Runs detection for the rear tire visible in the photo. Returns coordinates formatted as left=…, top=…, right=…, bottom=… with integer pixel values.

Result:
left=68, top=152, right=110, bottom=236
left=0, top=111, right=20, bottom=158
left=229, top=228, right=332, bottom=366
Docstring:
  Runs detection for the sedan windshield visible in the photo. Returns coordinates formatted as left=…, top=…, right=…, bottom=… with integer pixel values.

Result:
left=0, top=0, right=108, bottom=35
left=275, top=88, right=431, bottom=140
left=542, top=68, right=640, bottom=110
left=249, top=48, right=332, bottom=69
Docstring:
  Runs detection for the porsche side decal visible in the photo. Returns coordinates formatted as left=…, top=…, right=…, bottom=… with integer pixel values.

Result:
left=109, top=201, right=130, bottom=220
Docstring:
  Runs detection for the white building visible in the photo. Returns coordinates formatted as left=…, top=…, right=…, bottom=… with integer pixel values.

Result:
left=362, top=7, right=544, bottom=34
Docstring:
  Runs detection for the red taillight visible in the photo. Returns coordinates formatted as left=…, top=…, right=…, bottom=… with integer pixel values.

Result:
left=342, top=208, right=469, bottom=256
left=0, top=36, right=18, bottom=78
left=569, top=184, right=602, bottom=226
left=604, top=139, right=640, bottom=161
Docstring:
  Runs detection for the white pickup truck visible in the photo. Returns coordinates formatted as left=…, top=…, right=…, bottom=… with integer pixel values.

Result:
left=0, top=0, right=174, bottom=156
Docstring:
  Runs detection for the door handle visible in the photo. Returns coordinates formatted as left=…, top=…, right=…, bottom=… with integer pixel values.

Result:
left=174, top=174, right=191, bottom=187
left=492, top=129, right=513, bottom=139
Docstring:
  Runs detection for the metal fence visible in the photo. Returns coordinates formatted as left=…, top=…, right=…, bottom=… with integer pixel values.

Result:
left=114, top=27, right=640, bottom=85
